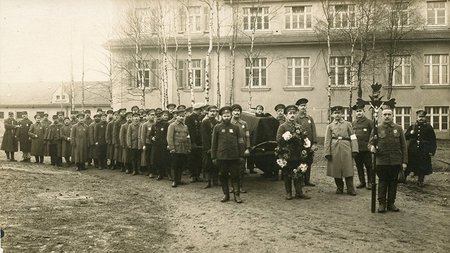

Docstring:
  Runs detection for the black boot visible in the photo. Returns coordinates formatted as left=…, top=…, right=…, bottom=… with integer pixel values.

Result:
left=334, top=178, right=344, bottom=194
left=378, top=181, right=387, bottom=213
left=284, top=175, right=293, bottom=200
left=221, top=178, right=230, bottom=202
left=294, top=177, right=310, bottom=199
left=35, top=156, right=39, bottom=163
left=345, top=177, right=357, bottom=196
left=6, top=152, right=10, bottom=160
left=204, top=180, right=212, bottom=189
left=10, top=152, right=17, bottom=162
left=418, top=175, right=425, bottom=187
left=387, top=181, right=400, bottom=212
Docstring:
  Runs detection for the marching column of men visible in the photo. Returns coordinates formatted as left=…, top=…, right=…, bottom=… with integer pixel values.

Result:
left=1, top=99, right=438, bottom=210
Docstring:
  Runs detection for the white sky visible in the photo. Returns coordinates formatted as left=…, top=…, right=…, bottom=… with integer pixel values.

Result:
left=0, top=0, right=120, bottom=83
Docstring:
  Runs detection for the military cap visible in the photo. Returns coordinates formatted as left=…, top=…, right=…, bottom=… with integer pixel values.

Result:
left=84, top=110, right=91, bottom=114
left=147, top=109, right=156, bottom=114
left=186, top=107, right=193, bottom=113
left=64, top=117, right=70, bottom=120
left=295, top=98, right=309, bottom=106
left=97, top=108, right=103, bottom=112
left=352, top=104, right=365, bottom=111
left=176, top=108, right=186, bottom=115
left=43, top=113, right=49, bottom=117
left=256, top=105, right=264, bottom=110
left=284, top=105, right=298, bottom=114
left=416, top=109, right=426, bottom=117
left=160, top=110, right=170, bottom=116
left=177, top=105, right=187, bottom=110
left=207, top=105, right=218, bottom=111
left=57, top=111, right=64, bottom=116
left=71, top=111, right=78, bottom=115
left=331, top=106, right=344, bottom=113
left=8, top=111, right=14, bottom=116
left=52, top=115, right=58, bottom=120
left=34, top=114, right=41, bottom=119
left=119, top=108, right=127, bottom=112
left=132, top=112, right=140, bottom=117
left=219, top=106, right=232, bottom=115
left=124, top=112, right=133, bottom=117
left=93, top=113, right=101, bottom=118
left=155, top=108, right=163, bottom=114
left=107, top=109, right=114, bottom=114
left=231, top=104, right=242, bottom=112
left=138, top=108, right=145, bottom=113
left=22, top=111, right=28, bottom=115
left=193, top=102, right=205, bottom=110
left=274, top=104, right=285, bottom=111
left=77, top=113, right=85, bottom=118
left=166, top=103, right=176, bottom=109
left=131, top=105, right=139, bottom=111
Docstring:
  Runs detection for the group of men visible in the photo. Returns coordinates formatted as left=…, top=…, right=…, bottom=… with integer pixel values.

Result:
left=1, top=98, right=437, bottom=209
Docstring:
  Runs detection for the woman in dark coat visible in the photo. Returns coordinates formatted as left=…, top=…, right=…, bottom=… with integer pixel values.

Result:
left=1, top=112, right=18, bottom=161
left=28, top=114, right=46, bottom=163
left=16, top=112, right=33, bottom=162
left=405, top=110, right=437, bottom=187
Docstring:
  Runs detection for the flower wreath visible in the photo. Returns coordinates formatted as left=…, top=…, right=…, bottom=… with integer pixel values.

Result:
left=275, top=123, right=311, bottom=178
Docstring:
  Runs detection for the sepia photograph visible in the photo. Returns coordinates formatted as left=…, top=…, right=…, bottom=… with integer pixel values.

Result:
left=0, top=0, right=449, bottom=252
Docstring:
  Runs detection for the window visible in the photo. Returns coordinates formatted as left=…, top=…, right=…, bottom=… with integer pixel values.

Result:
left=393, top=56, right=411, bottom=85
left=287, top=57, right=310, bottom=86
left=393, top=2, right=410, bottom=26
left=394, top=107, right=411, bottom=129
left=330, top=5, right=356, bottom=28
left=285, top=6, right=311, bottom=29
left=427, top=1, right=446, bottom=25
left=0, top=112, right=4, bottom=119
left=425, top=106, right=448, bottom=131
left=177, top=59, right=206, bottom=88
left=62, top=95, right=65, bottom=99
left=56, top=95, right=60, bottom=100
left=135, top=60, right=158, bottom=88
left=243, top=7, right=269, bottom=31
left=245, top=58, right=267, bottom=87
left=178, top=6, right=209, bottom=33
left=424, top=54, right=448, bottom=85
left=136, top=8, right=158, bottom=34
left=330, top=56, right=351, bottom=86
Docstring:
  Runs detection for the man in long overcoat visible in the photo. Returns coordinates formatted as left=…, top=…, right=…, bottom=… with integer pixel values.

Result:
left=324, top=106, right=359, bottom=195
left=94, top=113, right=108, bottom=170
left=120, top=112, right=132, bottom=173
left=405, top=109, right=437, bottom=187
left=106, top=111, right=117, bottom=169
left=113, top=109, right=126, bottom=171
left=185, top=103, right=204, bottom=182
left=16, top=111, right=33, bottom=162
left=127, top=113, right=142, bottom=175
left=150, top=110, right=171, bottom=180
left=60, top=117, right=72, bottom=166
left=140, top=109, right=156, bottom=177
left=46, top=115, right=62, bottom=166
left=29, top=114, right=46, bottom=163
left=201, top=105, right=219, bottom=188
left=71, top=114, right=89, bottom=171
left=1, top=112, right=18, bottom=161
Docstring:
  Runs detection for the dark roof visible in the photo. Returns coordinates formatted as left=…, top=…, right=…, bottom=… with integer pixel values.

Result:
left=107, top=29, right=450, bottom=50
left=0, top=81, right=110, bottom=106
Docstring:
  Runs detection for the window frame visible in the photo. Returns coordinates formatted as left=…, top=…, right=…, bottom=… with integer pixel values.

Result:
left=287, top=57, right=310, bottom=87
left=330, top=4, right=356, bottom=29
left=245, top=58, right=267, bottom=87
left=393, top=55, right=412, bottom=86
left=243, top=7, right=270, bottom=31
left=393, top=107, right=412, bottom=129
left=285, top=5, right=312, bottom=30
left=425, top=106, right=449, bottom=131
left=426, top=1, right=447, bottom=26
left=424, top=54, right=449, bottom=85
left=330, top=56, right=352, bottom=86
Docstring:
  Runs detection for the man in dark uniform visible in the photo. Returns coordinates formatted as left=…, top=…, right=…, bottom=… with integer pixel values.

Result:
left=201, top=105, right=219, bottom=188
left=150, top=110, right=171, bottom=180
left=1, top=112, right=18, bottom=161
left=352, top=104, right=374, bottom=189
left=274, top=104, right=286, bottom=125
left=71, top=113, right=89, bottom=171
left=57, top=111, right=64, bottom=125
left=84, top=110, right=93, bottom=127
left=113, top=108, right=126, bottom=171
left=120, top=112, right=133, bottom=173
left=88, top=113, right=100, bottom=167
left=140, top=109, right=156, bottom=177
left=16, top=111, right=32, bottom=162
left=276, top=105, right=311, bottom=200
left=29, top=114, right=45, bottom=163
left=131, top=105, right=139, bottom=115
left=185, top=103, right=204, bottom=182
left=41, top=113, right=51, bottom=159
left=231, top=104, right=252, bottom=192
left=60, top=117, right=72, bottom=166
left=94, top=113, right=108, bottom=170
left=295, top=98, right=318, bottom=186
left=167, top=103, right=177, bottom=121
left=106, top=111, right=117, bottom=169
left=127, top=113, right=142, bottom=175
left=46, top=115, right=63, bottom=166
left=212, top=106, right=244, bottom=203
left=369, top=106, right=407, bottom=213
left=405, top=109, right=437, bottom=187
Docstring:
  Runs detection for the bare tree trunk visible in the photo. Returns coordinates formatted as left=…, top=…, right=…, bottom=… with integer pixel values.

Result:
left=229, top=0, right=238, bottom=105
left=204, top=0, right=213, bottom=104
left=186, top=6, right=195, bottom=106
left=215, top=0, right=221, bottom=107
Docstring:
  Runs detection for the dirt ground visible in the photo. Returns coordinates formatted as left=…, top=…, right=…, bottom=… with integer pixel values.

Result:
left=0, top=142, right=449, bottom=253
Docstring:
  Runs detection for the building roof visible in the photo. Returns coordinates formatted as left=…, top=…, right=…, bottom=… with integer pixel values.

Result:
left=0, top=81, right=111, bottom=107
left=107, top=29, right=450, bottom=50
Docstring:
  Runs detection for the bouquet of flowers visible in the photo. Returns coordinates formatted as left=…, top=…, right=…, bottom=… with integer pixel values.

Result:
left=275, top=123, right=311, bottom=170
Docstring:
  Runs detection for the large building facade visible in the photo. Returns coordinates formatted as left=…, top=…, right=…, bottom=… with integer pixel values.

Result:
left=109, top=0, right=450, bottom=138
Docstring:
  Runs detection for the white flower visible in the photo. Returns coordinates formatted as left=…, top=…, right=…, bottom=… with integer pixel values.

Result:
left=299, top=163, right=308, bottom=173
left=276, top=159, right=287, bottom=168
left=303, top=137, right=311, bottom=148
left=282, top=131, right=292, bottom=141
left=293, top=169, right=298, bottom=174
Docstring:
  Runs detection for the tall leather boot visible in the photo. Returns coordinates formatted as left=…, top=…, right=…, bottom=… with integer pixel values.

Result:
left=378, top=181, right=388, bottom=213
left=345, top=177, right=357, bottom=196
left=294, top=177, right=310, bottom=199
left=220, top=175, right=230, bottom=202
left=387, top=181, right=400, bottom=212
left=234, top=178, right=243, bottom=203
left=334, top=178, right=344, bottom=194
left=6, top=152, right=10, bottom=160
left=10, top=152, right=17, bottom=161
left=418, top=175, right=425, bottom=187
left=284, top=176, right=293, bottom=200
